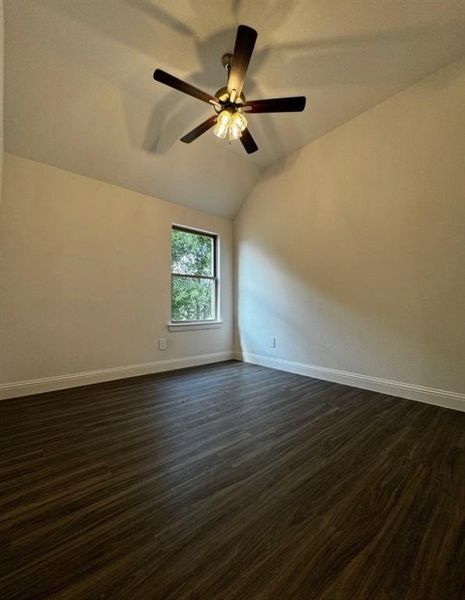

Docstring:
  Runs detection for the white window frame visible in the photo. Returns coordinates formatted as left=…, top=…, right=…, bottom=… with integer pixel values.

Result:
left=168, top=224, right=222, bottom=331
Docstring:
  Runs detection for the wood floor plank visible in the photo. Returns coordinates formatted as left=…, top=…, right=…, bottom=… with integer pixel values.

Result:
left=1, top=360, right=464, bottom=599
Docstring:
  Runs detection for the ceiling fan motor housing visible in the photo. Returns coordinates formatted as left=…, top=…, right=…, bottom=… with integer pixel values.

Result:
left=214, top=86, right=246, bottom=110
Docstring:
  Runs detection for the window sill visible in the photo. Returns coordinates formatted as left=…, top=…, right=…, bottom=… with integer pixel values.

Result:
left=167, top=321, right=223, bottom=332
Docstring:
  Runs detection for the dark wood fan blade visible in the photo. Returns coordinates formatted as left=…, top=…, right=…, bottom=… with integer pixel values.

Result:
left=227, top=25, right=257, bottom=98
left=154, top=69, right=220, bottom=106
left=180, top=115, right=218, bottom=143
left=244, top=96, right=306, bottom=113
left=240, top=128, right=258, bottom=154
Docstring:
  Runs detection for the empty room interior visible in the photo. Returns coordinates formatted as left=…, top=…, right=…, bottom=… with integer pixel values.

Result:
left=1, top=1, right=465, bottom=598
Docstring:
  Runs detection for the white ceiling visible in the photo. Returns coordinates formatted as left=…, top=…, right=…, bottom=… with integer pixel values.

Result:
left=5, top=0, right=465, bottom=217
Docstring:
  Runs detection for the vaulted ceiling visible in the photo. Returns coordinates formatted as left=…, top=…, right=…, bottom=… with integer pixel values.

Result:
left=5, top=0, right=465, bottom=217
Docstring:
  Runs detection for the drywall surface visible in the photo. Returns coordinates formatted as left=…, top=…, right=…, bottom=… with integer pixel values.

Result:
left=0, top=154, right=233, bottom=388
left=235, top=56, right=465, bottom=397
left=0, top=0, right=3, bottom=202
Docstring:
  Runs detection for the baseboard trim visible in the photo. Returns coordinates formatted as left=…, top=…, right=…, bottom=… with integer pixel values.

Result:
left=0, top=352, right=235, bottom=400
left=236, top=352, right=465, bottom=412
left=3, top=351, right=463, bottom=412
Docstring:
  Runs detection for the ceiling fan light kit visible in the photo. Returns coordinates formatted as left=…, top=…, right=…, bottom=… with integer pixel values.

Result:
left=153, top=25, right=306, bottom=154
left=213, top=109, right=247, bottom=141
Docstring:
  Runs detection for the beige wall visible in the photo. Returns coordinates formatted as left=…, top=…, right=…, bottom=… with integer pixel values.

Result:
left=235, top=56, right=465, bottom=396
left=0, top=0, right=3, bottom=200
left=0, top=154, right=233, bottom=385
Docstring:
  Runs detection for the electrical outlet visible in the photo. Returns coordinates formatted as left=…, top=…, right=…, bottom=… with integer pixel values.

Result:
left=270, top=337, right=276, bottom=349
left=159, top=338, right=167, bottom=351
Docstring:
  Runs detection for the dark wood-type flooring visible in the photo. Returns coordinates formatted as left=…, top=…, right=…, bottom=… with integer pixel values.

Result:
left=1, top=361, right=464, bottom=599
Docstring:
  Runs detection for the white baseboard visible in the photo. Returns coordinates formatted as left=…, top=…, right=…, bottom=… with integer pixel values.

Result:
left=236, top=351, right=465, bottom=413
left=3, top=350, right=463, bottom=412
left=0, top=351, right=235, bottom=400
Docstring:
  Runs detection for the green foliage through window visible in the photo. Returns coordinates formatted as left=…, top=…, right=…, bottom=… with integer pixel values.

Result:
left=171, top=228, right=217, bottom=321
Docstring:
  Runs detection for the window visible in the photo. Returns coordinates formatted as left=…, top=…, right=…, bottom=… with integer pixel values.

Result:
left=171, top=226, right=218, bottom=323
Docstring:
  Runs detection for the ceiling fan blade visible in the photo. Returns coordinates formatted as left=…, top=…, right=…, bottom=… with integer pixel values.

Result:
left=180, top=115, right=218, bottom=144
left=154, top=69, right=220, bottom=106
left=240, top=128, right=258, bottom=154
left=228, top=25, right=258, bottom=99
left=244, top=96, right=306, bottom=113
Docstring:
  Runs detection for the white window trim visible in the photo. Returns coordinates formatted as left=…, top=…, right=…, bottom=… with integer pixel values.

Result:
left=171, top=224, right=220, bottom=327
left=167, top=320, right=223, bottom=332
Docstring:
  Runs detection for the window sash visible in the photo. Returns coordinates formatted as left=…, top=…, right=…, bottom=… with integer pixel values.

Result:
left=171, top=226, right=217, bottom=278
left=171, top=276, right=217, bottom=323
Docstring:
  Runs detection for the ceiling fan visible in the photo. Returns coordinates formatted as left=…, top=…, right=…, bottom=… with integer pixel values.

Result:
left=153, top=25, right=306, bottom=154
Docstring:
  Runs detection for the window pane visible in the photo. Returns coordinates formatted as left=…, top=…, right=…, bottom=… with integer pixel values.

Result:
left=171, top=276, right=215, bottom=321
left=171, top=229, right=214, bottom=277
